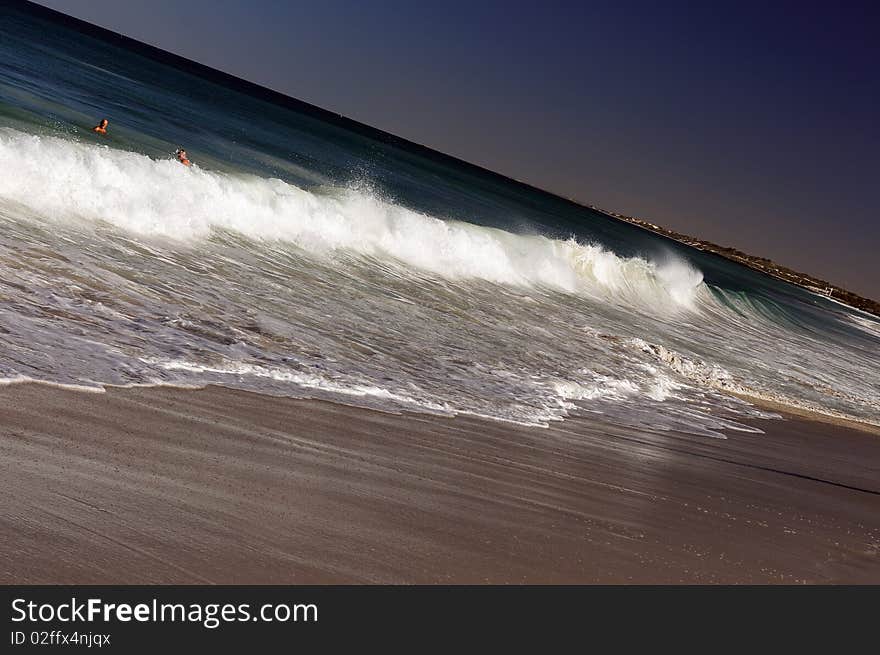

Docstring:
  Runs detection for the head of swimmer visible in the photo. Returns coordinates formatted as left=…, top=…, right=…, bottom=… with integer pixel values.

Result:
left=175, top=147, right=191, bottom=166
left=93, top=118, right=108, bottom=133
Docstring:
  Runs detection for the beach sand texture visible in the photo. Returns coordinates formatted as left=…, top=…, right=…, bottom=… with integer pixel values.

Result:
left=1, top=383, right=877, bottom=584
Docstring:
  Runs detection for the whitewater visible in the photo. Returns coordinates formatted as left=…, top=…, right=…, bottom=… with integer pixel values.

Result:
left=0, top=3, right=878, bottom=437
left=0, top=128, right=878, bottom=435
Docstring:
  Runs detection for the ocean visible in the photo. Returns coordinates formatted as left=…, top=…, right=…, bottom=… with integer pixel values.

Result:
left=1, top=2, right=878, bottom=438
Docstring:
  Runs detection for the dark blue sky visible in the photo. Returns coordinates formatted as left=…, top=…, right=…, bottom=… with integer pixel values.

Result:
left=34, top=1, right=879, bottom=297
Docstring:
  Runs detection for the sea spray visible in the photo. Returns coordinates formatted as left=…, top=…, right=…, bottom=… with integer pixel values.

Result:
left=0, top=128, right=704, bottom=311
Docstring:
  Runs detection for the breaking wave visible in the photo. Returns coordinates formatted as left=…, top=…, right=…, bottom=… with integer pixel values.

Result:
left=0, top=128, right=704, bottom=310
left=0, top=128, right=877, bottom=434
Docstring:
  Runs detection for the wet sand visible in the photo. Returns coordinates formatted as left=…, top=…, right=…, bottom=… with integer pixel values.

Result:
left=0, top=383, right=877, bottom=584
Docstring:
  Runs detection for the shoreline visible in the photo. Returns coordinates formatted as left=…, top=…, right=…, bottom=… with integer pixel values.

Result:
left=729, top=391, right=880, bottom=437
left=9, top=375, right=880, bottom=437
left=1, top=382, right=877, bottom=584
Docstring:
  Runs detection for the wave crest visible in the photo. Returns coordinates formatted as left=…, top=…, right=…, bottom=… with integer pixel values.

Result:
left=0, top=128, right=704, bottom=309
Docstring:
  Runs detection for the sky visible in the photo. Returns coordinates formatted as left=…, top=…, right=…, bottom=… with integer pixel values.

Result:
left=33, top=0, right=880, bottom=297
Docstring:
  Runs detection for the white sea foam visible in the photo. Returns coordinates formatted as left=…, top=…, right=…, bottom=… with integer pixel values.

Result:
left=0, top=128, right=877, bottom=435
left=0, top=375, right=106, bottom=393
left=0, top=128, right=703, bottom=311
left=144, top=358, right=456, bottom=413
left=629, top=338, right=880, bottom=428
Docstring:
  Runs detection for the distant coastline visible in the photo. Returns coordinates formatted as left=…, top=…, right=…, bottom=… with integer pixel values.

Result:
left=592, top=207, right=880, bottom=318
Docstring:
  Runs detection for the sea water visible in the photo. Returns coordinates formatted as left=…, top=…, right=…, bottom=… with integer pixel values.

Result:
left=0, top=3, right=878, bottom=437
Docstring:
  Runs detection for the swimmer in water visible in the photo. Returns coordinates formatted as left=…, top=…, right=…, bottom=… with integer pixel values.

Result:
left=92, top=118, right=108, bottom=134
left=175, top=147, right=191, bottom=166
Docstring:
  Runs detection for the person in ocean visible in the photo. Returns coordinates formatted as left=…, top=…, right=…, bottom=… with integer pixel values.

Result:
left=92, top=118, right=108, bottom=134
left=175, top=147, right=191, bottom=166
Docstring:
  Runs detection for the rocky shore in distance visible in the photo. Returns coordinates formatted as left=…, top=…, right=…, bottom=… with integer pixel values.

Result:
left=595, top=208, right=880, bottom=318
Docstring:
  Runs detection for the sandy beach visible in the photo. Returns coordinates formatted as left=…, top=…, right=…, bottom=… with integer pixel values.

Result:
left=1, top=383, right=877, bottom=584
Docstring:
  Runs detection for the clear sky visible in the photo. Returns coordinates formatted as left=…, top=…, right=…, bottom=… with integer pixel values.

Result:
left=32, top=0, right=879, bottom=297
